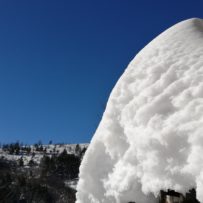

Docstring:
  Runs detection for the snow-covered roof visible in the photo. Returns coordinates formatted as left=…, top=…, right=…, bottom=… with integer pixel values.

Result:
left=76, top=18, right=203, bottom=203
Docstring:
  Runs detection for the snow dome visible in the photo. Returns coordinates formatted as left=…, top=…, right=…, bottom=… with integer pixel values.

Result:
left=76, top=18, right=203, bottom=203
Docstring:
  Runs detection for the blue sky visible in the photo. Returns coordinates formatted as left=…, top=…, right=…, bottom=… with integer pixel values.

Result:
left=0, top=1, right=202, bottom=144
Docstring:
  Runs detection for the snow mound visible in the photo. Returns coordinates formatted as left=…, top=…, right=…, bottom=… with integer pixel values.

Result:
left=76, top=18, right=203, bottom=203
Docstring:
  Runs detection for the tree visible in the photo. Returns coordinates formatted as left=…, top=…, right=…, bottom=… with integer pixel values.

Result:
left=19, top=157, right=24, bottom=167
left=38, top=140, right=42, bottom=146
left=34, top=143, right=39, bottom=151
left=39, top=145, right=43, bottom=152
left=14, top=142, right=20, bottom=155
left=75, top=144, right=81, bottom=156
left=80, top=147, right=87, bottom=159
left=26, top=146, right=31, bottom=155
left=28, top=159, right=35, bottom=167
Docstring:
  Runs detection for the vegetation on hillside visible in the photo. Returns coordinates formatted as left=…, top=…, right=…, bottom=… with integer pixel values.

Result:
left=0, top=142, right=87, bottom=203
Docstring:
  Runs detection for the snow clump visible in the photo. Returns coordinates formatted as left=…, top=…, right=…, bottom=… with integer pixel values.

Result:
left=76, top=18, right=203, bottom=203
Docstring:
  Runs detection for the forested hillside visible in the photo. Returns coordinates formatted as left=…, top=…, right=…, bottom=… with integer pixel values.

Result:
left=0, top=142, right=87, bottom=203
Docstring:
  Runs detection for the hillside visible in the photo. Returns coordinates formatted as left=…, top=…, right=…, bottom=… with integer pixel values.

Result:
left=0, top=142, right=88, bottom=203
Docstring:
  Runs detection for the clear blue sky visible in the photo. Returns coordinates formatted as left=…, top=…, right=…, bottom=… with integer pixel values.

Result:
left=0, top=0, right=202, bottom=144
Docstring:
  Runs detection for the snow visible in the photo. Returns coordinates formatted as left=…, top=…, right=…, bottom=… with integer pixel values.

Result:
left=76, top=18, right=203, bottom=203
left=65, top=178, right=79, bottom=190
left=0, top=143, right=88, bottom=166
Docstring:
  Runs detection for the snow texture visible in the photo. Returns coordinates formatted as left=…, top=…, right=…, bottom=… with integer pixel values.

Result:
left=0, top=144, right=88, bottom=166
left=76, top=18, right=203, bottom=203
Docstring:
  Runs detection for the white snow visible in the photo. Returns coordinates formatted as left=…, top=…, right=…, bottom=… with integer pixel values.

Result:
left=0, top=143, right=88, bottom=166
left=76, top=18, right=203, bottom=203
left=65, top=178, right=79, bottom=190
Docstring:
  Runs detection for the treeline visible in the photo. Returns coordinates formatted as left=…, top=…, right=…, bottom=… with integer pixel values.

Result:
left=2, top=142, right=32, bottom=155
left=2, top=141, right=45, bottom=155
left=1, top=141, right=86, bottom=157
